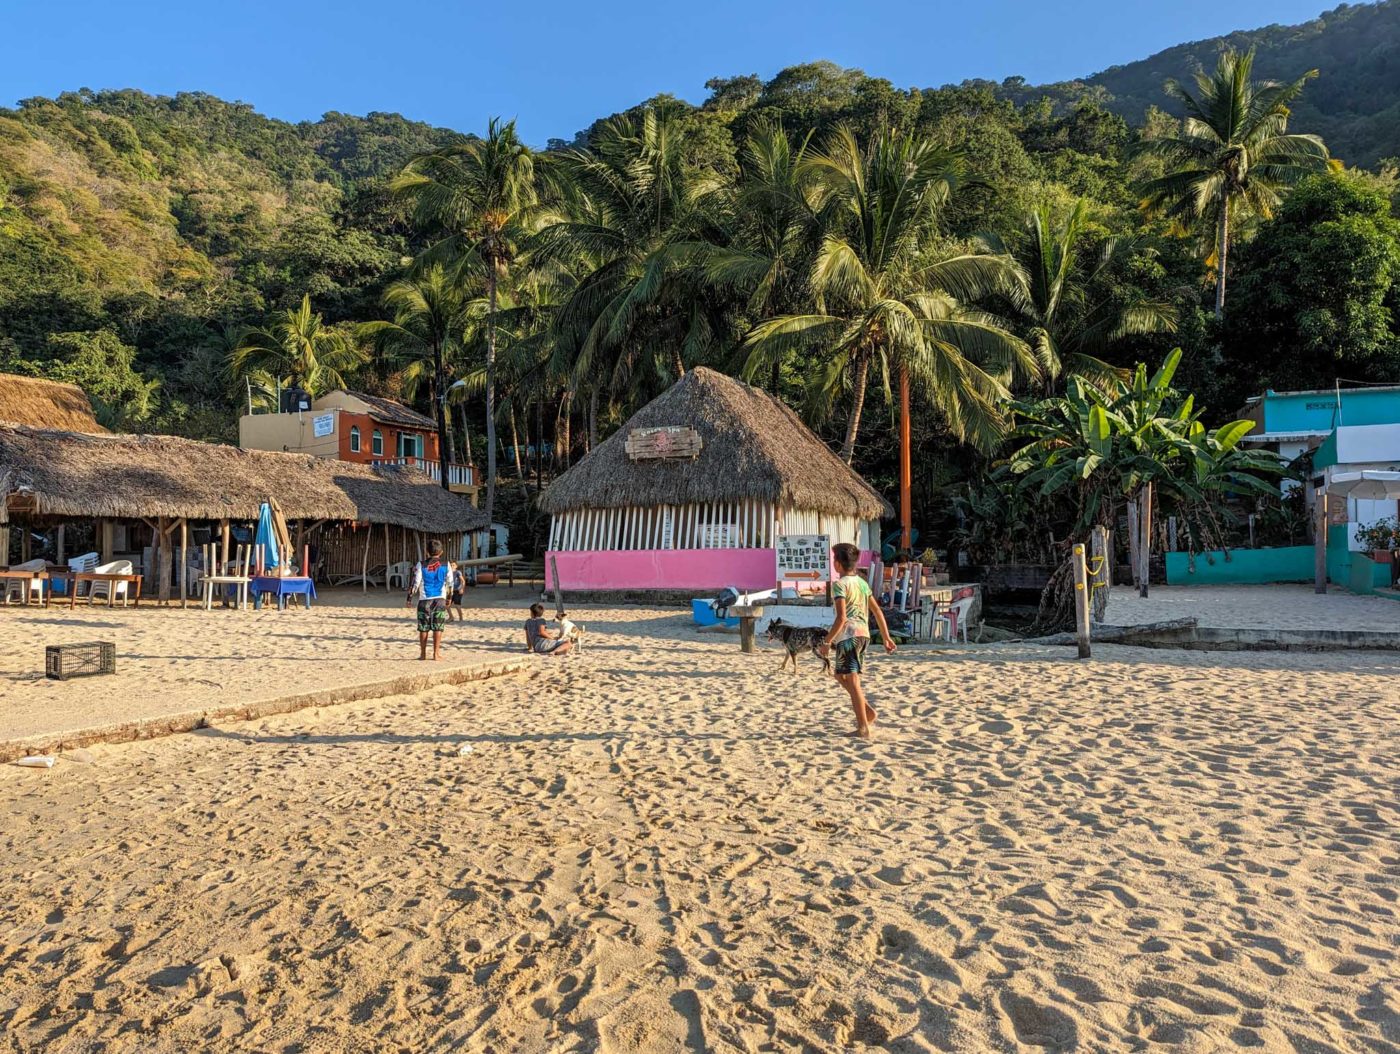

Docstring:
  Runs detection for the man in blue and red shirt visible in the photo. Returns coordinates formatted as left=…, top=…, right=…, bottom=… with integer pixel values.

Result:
left=406, top=540, right=452, bottom=660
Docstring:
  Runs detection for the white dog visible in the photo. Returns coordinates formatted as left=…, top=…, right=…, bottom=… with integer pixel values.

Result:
left=556, top=613, right=585, bottom=653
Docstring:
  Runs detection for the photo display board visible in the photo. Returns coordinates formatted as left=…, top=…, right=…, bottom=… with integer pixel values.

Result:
left=776, top=534, right=830, bottom=581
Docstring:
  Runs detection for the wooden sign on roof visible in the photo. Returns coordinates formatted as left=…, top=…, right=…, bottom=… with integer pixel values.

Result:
left=625, top=426, right=703, bottom=462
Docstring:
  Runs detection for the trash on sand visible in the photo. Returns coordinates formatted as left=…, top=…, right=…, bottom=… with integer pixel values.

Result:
left=457, top=744, right=474, bottom=756
left=17, top=755, right=55, bottom=769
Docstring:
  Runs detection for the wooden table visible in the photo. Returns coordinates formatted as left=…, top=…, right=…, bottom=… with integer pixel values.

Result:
left=62, top=572, right=143, bottom=608
left=0, top=569, right=47, bottom=606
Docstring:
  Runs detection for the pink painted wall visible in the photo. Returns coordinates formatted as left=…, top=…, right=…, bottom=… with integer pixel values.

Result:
left=545, top=548, right=875, bottom=591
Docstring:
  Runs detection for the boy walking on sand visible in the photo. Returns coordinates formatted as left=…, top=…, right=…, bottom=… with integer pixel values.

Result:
left=818, top=542, right=895, bottom=738
left=406, top=540, right=451, bottom=660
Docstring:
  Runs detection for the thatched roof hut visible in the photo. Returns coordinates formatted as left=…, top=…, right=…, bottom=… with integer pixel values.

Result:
left=0, top=424, right=484, bottom=533
left=0, top=374, right=107, bottom=433
left=541, top=370, right=888, bottom=592
left=541, top=368, right=890, bottom=520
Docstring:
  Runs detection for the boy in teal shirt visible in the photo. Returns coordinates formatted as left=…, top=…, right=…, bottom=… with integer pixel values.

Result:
left=818, top=542, right=896, bottom=738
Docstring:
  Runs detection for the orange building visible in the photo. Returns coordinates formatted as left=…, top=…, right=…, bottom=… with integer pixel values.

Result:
left=239, top=390, right=474, bottom=492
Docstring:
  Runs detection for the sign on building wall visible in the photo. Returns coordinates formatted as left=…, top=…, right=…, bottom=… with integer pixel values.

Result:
left=312, top=412, right=335, bottom=438
left=776, top=534, right=830, bottom=581
left=625, top=426, right=703, bottom=461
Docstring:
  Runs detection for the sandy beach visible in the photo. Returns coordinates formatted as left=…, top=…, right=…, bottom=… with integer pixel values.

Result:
left=2, top=605, right=1398, bottom=1052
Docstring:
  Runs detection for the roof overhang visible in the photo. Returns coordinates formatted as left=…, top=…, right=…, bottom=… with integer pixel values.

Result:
left=1241, top=431, right=1326, bottom=444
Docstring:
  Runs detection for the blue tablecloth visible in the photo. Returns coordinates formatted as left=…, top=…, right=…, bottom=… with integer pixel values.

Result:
left=250, top=576, right=317, bottom=610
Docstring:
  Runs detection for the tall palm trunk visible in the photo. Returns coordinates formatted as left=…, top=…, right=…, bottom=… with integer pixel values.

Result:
left=535, top=395, right=545, bottom=494
left=1214, top=195, right=1230, bottom=319
left=509, top=404, right=524, bottom=477
left=559, top=390, right=573, bottom=469
left=898, top=366, right=912, bottom=553
left=484, top=266, right=500, bottom=523
left=671, top=349, right=685, bottom=379
left=588, top=388, right=599, bottom=450
left=839, top=355, right=871, bottom=465
left=432, top=340, right=451, bottom=491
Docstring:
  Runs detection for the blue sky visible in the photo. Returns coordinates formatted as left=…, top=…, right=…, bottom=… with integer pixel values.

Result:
left=2, top=0, right=1333, bottom=144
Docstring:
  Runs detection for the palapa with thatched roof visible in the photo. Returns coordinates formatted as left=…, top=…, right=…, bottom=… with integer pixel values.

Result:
left=0, top=374, right=107, bottom=433
left=0, top=424, right=483, bottom=533
left=1, top=424, right=486, bottom=601
left=540, top=369, right=889, bottom=592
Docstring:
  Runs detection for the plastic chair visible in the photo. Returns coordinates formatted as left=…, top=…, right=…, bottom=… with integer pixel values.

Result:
left=4, top=559, right=47, bottom=604
left=88, top=560, right=135, bottom=607
left=387, top=561, right=413, bottom=589
left=67, top=551, right=99, bottom=598
left=932, top=596, right=975, bottom=644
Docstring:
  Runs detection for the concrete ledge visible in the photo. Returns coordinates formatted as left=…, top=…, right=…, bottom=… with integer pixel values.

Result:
left=2, top=658, right=532, bottom=763
left=1097, top=624, right=1400, bottom=652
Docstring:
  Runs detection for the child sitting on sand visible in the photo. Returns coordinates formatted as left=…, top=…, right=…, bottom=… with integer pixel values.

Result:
left=524, top=602, right=573, bottom=656
left=818, top=542, right=895, bottom=738
left=405, top=540, right=451, bottom=661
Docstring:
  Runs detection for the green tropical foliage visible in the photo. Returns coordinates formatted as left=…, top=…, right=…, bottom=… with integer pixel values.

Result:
left=229, top=294, right=365, bottom=399
left=1134, top=48, right=1332, bottom=316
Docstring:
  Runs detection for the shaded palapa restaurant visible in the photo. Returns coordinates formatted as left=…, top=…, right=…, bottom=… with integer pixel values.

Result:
left=539, top=367, right=891, bottom=594
left=0, top=423, right=487, bottom=600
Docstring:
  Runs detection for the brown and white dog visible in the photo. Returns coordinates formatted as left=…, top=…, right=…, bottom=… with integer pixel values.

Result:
left=556, top=613, right=585, bottom=653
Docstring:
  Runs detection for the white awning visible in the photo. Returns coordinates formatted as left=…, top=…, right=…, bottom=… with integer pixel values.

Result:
left=1325, top=469, right=1400, bottom=499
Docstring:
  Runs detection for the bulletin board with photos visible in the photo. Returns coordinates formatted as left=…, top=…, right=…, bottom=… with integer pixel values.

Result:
left=776, top=534, right=830, bottom=581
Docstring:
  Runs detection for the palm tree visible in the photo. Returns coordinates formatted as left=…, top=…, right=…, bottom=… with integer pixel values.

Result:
left=692, top=121, right=823, bottom=394
left=986, top=198, right=1178, bottom=386
left=1134, top=48, right=1329, bottom=317
left=229, top=294, right=365, bottom=398
left=740, top=126, right=1034, bottom=546
left=536, top=107, right=727, bottom=408
left=393, top=118, right=537, bottom=521
left=358, top=266, right=466, bottom=489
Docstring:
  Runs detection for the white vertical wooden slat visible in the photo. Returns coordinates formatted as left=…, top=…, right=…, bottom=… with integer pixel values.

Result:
left=609, top=507, right=618, bottom=550
left=624, top=507, right=633, bottom=550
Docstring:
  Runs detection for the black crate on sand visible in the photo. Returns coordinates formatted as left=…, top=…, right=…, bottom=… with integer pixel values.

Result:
left=45, top=641, right=116, bottom=681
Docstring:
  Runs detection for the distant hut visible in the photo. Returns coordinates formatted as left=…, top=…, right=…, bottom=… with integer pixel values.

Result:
left=539, top=368, right=891, bottom=593
left=0, top=424, right=486, bottom=597
left=0, top=374, right=107, bottom=432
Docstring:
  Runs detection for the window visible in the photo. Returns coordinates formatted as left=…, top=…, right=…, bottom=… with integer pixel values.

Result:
left=397, top=432, right=422, bottom=459
left=371, top=429, right=383, bottom=456
left=349, top=426, right=361, bottom=453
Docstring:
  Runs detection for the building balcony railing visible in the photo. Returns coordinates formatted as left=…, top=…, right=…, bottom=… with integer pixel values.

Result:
left=374, top=456, right=475, bottom=487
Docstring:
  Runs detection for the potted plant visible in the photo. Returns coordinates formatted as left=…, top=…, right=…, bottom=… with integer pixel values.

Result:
left=1354, top=517, right=1398, bottom=565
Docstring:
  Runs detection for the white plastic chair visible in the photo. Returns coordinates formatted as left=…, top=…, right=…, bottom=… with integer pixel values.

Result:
left=387, top=561, right=413, bottom=589
left=88, top=560, right=134, bottom=607
left=4, top=559, right=47, bottom=605
left=67, top=551, right=99, bottom=598
left=932, top=596, right=975, bottom=644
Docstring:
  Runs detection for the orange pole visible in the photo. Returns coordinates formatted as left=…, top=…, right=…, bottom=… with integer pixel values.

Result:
left=899, top=366, right=912, bottom=554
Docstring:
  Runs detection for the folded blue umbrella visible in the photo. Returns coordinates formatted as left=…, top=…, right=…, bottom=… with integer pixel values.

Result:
left=255, top=501, right=280, bottom=571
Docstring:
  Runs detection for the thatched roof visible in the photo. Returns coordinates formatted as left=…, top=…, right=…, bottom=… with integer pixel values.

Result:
left=0, top=374, right=107, bottom=433
left=333, top=391, right=436, bottom=430
left=540, top=368, right=892, bottom=519
left=0, top=425, right=486, bottom=532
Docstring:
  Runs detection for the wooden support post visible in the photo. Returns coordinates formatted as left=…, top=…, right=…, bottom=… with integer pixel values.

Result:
left=361, top=525, right=372, bottom=593
left=178, top=518, right=188, bottom=609
left=157, top=517, right=172, bottom=604
left=1314, top=485, right=1328, bottom=594
left=100, top=519, right=114, bottom=563
left=1138, top=483, right=1153, bottom=599
left=220, top=520, right=230, bottom=570
left=733, top=605, right=764, bottom=654
left=384, top=523, right=392, bottom=593
left=1126, top=499, right=1140, bottom=593
left=1090, top=525, right=1111, bottom=624
left=21, top=527, right=31, bottom=562
left=550, top=554, right=564, bottom=618
left=55, top=524, right=66, bottom=564
left=1072, top=543, right=1091, bottom=659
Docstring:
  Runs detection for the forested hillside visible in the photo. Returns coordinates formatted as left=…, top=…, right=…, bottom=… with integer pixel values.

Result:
left=0, top=1, right=1396, bottom=466
left=1085, top=1, right=1400, bottom=167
